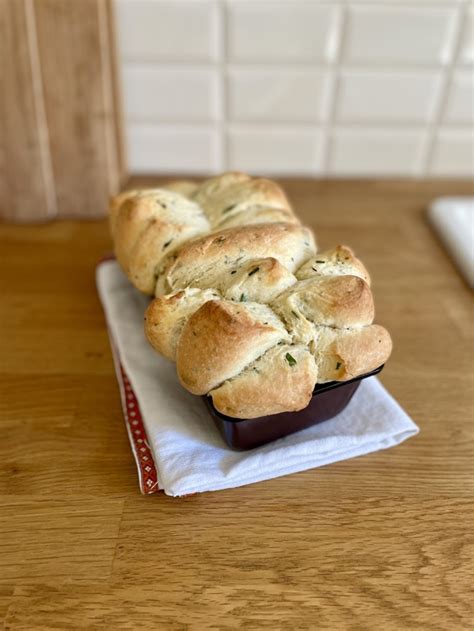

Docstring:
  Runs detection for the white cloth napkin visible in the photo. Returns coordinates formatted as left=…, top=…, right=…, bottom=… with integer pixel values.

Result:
left=428, top=197, right=474, bottom=288
left=97, top=260, right=419, bottom=497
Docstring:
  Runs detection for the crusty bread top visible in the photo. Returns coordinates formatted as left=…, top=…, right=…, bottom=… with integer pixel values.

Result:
left=192, top=172, right=251, bottom=210
left=160, top=222, right=316, bottom=296
left=144, top=287, right=221, bottom=361
left=210, top=343, right=318, bottom=418
left=176, top=299, right=289, bottom=395
left=109, top=189, right=141, bottom=231
left=109, top=174, right=302, bottom=296
left=216, top=205, right=298, bottom=230
left=196, top=177, right=294, bottom=228
left=162, top=180, right=198, bottom=198
left=311, top=324, right=392, bottom=383
left=145, top=257, right=298, bottom=362
left=272, top=275, right=374, bottom=338
left=110, top=173, right=392, bottom=417
left=112, top=189, right=210, bottom=294
left=296, top=245, right=371, bottom=285
left=192, top=172, right=292, bottom=226
left=109, top=188, right=160, bottom=241
left=222, top=257, right=297, bottom=303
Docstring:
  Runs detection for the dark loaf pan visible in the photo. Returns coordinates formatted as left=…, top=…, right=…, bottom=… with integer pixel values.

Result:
left=204, top=365, right=384, bottom=451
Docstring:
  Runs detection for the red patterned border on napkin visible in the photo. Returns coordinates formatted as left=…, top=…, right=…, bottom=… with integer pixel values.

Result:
left=100, top=267, right=160, bottom=494
left=109, top=331, right=160, bottom=494
left=118, top=363, right=160, bottom=494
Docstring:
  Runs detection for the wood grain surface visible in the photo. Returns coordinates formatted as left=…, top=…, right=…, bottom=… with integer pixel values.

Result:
left=0, top=179, right=473, bottom=630
left=0, top=0, right=54, bottom=221
left=0, top=0, right=124, bottom=222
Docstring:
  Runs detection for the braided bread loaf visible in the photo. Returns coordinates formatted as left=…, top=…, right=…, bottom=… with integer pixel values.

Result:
left=110, top=173, right=392, bottom=419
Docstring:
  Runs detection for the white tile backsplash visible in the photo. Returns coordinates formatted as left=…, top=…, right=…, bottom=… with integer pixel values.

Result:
left=228, top=126, right=324, bottom=175
left=443, top=71, right=474, bottom=123
left=430, top=129, right=474, bottom=176
left=344, top=6, right=459, bottom=65
left=228, top=69, right=331, bottom=122
left=127, top=125, right=219, bottom=174
left=122, top=66, right=219, bottom=122
left=459, top=8, right=474, bottom=65
left=114, top=0, right=473, bottom=177
left=336, top=71, right=442, bottom=123
left=328, top=128, right=425, bottom=176
left=227, top=2, right=339, bottom=63
left=116, top=0, right=218, bottom=62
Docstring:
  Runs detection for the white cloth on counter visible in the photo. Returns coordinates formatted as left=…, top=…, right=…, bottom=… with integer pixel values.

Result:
left=97, top=260, right=419, bottom=497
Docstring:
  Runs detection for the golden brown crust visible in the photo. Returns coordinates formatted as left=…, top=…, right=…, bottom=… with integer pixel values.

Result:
left=223, top=257, right=297, bottom=303
left=296, top=245, right=371, bottom=285
left=109, top=175, right=304, bottom=296
left=210, top=344, right=318, bottom=418
left=113, top=195, right=156, bottom=268
left=110, top=180, right=197, bottom=229
left=112, top=173, right=392, bottom=416
left=126, top=216, right=190, bottom=295
left=162, top=180, right=199, bottom=198
left=193, top=172, right=251, bottom=209
left=193, top=173, right=294, bottom=228
left=110, top=189, right=210, bottom=294
left=216, top=205, right=299, bottom=229
left=312, top=325, right=392, bottom=382
left=163, top=222, right=316, bottom=294
left=109, top=189, right=141, bottom=237
left=176, top=300, right=289, bottom=395
left=144, top=287, right=221, bottom=361
left=272, top=275, right=374, bottom=333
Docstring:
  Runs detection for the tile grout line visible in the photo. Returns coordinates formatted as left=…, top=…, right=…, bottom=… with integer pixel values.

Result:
left=418, top=3, right=468, bottom=176
left=126, top=120, right=473, bottom=131
left=321, top=4, right=347, bottom=175
left=216, top=0, right=227, bottom=172
left=120, top=59, right=471, bottom=73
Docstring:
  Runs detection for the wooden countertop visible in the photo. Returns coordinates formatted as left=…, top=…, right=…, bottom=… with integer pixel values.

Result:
left=1, top=179, right=473, bottom=629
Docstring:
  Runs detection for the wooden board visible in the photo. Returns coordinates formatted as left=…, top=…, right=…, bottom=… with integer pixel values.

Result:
left=0, top=0, right=54, bottom=221
left=0, top=179, right=473, bottom=629
left=0, top=0, right=124, bottom=222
